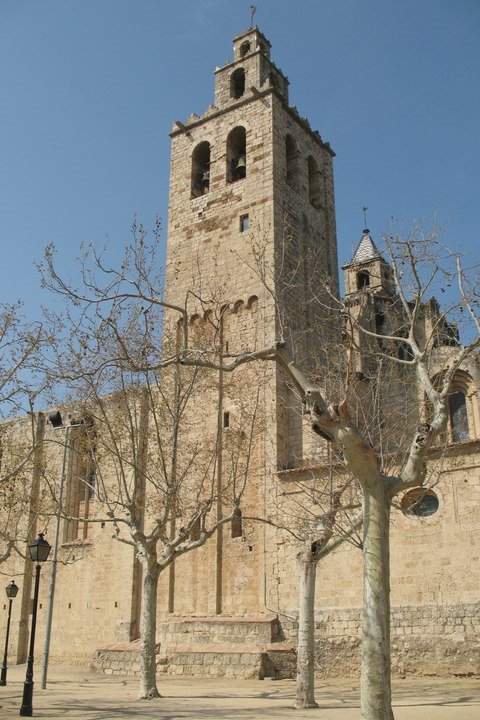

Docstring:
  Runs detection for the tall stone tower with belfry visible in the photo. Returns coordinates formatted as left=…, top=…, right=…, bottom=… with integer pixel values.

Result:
left=165, top=24, right=338, bottom=465
left=159, top=24, right=340, bottom=626
left=159, top=27, right=338, bottom=636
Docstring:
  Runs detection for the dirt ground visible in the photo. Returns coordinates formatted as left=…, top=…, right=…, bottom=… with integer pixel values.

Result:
left=0, top=664, right=479, bottom=719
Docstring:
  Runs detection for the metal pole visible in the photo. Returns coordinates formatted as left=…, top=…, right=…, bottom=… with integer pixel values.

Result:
left=20, top=564, right=41, bottom=716
left=0, top=598, right=13, bottom=685
left=40, top=424, right=69, bottom=689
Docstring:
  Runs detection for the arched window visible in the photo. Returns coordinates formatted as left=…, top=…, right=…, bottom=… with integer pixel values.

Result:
left=230, top=68, right=246, bottom=99
left=231, top=507, right=243, bottom=538
left=226, top=126, right=247, bottom=183
left=448, top=370, right=477, bottom=443
left=429, top=370, right=477, bottom=444
left=357, top=271, right=370, bottom=289
left=191, top=141, right=211, bottom=198
left=449, top=391, right=469, bottom=442
left=65, top=419, right=96, bottom=542
left=307, top=155, right=321, bottom=209
left=375, top=310, right=385, bottom=334
left=239, top=41, right=250, bottom=58
left=285, top=135, right=298, bottom=189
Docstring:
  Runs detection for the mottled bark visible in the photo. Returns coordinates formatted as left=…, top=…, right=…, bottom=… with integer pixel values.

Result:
left=295, top=546, right=319, bottom=709
left=360, top=479, right=394, bottom=720
left=139, top=567, right=161, bottom=699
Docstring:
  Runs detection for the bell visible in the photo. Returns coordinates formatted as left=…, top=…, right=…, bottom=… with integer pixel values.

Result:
left=202, top=170, right=210, bottom=183
left=236, top=155, right=246, bottom=170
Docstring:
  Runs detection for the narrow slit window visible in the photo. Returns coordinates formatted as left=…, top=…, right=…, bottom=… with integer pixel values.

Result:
left=223, top=411, right=230, bottom=428
left=240, top=214, right=249, bottom=232
left=231, top=507, right=242, bottom=538
left=191, top=517, right=201, bottom=541
left=307, top=155, right=322, bottom=209
left=285, top=135, right=298, bottom=189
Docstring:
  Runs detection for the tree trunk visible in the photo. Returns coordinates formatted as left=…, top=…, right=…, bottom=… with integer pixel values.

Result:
left=139, top=567, right=161, bottom=699
left=295, top=546, right=319, bottom=709
left=361, top=480, right=393, bottom=720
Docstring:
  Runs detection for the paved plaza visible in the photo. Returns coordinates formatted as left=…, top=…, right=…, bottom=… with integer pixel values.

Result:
left=0, top=664, right=479, bottom=719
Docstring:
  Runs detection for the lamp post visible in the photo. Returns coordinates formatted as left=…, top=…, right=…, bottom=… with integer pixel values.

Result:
left=41, top=411, right=81, bottom=690
left=0, top=580, right=19, bottom=686
left=19, top=533, right=51, bottom=717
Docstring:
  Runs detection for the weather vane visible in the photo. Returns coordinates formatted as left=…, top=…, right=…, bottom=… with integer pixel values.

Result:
left=362, top=206, right=368, bottom=229
left=250, top=5, right=257, bottom=28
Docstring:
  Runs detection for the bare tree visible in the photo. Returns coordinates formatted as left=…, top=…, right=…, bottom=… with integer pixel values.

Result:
left=272, top=225, right=479, bottom=719
left=0, top=301, right=49, bottom=592
left=0, top=303, right=47, bottom=493
left=182, top=221, right=479, bottom=718
left=0, top=416, right=42, bottom=568
left=273, top=458, right=362, bottom=709
left=39, top=224, right=265, bottom=699
left=39, top=220, right=479, bottom=718
left=0, top=302, right=40, bottom=415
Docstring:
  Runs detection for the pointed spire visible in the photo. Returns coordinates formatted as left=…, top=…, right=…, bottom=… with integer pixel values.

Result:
left=350, top=229, right=382, bottom=265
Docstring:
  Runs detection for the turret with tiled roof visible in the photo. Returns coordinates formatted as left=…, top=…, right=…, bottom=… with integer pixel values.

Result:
left=342, top=229, right=394, bottom=297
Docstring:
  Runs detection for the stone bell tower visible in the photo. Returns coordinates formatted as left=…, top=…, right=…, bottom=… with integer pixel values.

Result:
left=165, top=25, right=339, bottom=463
left=165, top=25, right=338, bottom=315
left=342, top=229, right=398, bottom=374
left=162, top=26, right=339, bottom=616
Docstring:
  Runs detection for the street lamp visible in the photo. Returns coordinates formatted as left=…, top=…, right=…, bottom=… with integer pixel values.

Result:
left=0, top=580, right=19, bottom=685
left=40, top=411, right=69, bottom=690
left=19, top=533, right=51, bottom=717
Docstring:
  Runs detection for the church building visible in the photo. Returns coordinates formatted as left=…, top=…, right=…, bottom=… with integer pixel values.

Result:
left=2, top=26, right=479, bottom=680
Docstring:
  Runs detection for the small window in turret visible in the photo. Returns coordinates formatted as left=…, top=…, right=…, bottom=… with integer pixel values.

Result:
left=191, top=141, right=211, bottom=198
left=240, top=41, right=250, bottom=58
left=357, top=271, right=370, bottom=289
left=230, top=68, right=246, bottom=99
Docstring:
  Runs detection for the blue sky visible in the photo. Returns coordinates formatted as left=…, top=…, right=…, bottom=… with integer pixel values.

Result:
left=1, top=0, right=479, bottom=317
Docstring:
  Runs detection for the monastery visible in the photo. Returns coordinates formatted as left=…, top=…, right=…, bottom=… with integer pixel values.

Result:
left=1, top=26, right=479, bottom=680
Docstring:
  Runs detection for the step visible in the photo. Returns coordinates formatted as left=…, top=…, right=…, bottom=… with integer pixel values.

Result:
left=92, top=618, right=296, bottom=679
left=168, top=642, right=296, bottom=679
left=158, top=615, right=281, bottom=650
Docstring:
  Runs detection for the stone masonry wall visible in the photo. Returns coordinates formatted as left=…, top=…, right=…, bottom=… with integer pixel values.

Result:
left=307, top=601, right=480, bottom=678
